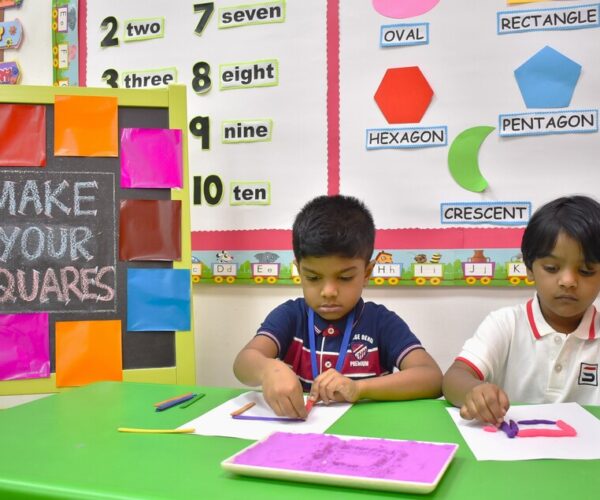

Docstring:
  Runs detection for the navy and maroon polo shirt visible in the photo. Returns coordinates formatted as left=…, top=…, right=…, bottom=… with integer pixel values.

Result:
left=256, top=298, right=423, bottom=391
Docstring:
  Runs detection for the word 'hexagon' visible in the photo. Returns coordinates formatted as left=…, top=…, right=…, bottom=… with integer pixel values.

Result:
left=514, top=46, right=581, bottom=109
left=374, top=67, right=433, bottom=124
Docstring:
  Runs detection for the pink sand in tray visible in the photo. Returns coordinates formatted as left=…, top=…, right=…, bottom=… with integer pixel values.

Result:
left=232, top=432, right=456, bottom=484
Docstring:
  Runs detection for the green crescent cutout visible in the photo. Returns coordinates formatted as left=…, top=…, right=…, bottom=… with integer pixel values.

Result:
left=448, top=126, right=495, bottom=192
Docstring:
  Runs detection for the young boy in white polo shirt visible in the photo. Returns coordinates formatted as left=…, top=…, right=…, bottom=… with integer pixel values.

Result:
left=443, top=195, right=600, bottom=426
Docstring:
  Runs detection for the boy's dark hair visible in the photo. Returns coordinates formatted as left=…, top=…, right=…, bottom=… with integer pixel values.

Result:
left=521, top=195, right=600, bottom=269
left=292, top=195, right=375, bottom=262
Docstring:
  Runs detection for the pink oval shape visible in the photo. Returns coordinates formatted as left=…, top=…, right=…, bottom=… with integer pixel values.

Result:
left=372, top=0, right=441, bottom=19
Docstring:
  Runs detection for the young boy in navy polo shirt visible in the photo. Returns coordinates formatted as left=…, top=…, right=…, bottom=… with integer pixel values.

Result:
left=443, top=195, right=600, bottom=426
left=234, top=195, right=442, bottom=419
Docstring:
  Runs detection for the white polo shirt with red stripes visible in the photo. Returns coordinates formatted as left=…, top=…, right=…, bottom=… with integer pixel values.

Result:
left=456, top=295, right=600, bottom=405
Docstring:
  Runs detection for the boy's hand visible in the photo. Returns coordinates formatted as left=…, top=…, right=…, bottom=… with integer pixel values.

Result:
left=310, top=369, right=360, bottom=404
left=262, top=359, right=307, bottom=419
left=460, top=382, right=510, bottom=426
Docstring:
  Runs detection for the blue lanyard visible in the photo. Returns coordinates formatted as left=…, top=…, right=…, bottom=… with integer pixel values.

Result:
left=307, top=308, right=355, bottom=381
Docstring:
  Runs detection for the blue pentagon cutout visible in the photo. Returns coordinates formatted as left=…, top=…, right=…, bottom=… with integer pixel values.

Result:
left=514, top=46, right=581, bottom=109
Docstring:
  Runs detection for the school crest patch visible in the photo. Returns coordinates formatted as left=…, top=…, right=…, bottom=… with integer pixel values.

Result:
left=351, top=342, right=368, bottom=360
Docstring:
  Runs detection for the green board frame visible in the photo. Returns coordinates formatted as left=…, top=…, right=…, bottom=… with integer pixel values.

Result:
left=0, top=84, right=195, bottom=394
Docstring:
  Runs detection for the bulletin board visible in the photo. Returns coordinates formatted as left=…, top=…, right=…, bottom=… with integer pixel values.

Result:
left=82, top=0, right=600, bottom=288
left=0, top=84, right=194, bottom=395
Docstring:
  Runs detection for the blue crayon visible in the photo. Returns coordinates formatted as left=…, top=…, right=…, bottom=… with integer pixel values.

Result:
left=155, top=393, right=196, bottom=412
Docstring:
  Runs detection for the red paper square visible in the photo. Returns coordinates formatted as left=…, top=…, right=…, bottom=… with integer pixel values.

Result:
left=0, top=104, right=46, bottom=167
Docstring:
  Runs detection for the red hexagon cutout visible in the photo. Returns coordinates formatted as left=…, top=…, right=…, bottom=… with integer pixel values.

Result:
left=374, top=67, right=433, bottom=124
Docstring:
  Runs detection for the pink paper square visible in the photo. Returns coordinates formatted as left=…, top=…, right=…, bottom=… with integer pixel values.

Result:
left=0, top=313, right=50, bottom=381
left=120, top=128, right=183, bottom=188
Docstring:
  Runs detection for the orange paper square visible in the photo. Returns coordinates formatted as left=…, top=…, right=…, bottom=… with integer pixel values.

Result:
left=55, top=320, right=123, bottom=387
left=54, top=95, right=118, bottom=157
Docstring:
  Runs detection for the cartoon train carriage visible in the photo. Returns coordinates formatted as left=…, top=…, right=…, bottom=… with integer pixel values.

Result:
left=211, top=250, right=237, bottom=284
left=506, top=257, right=534, bottom=286
left=252, top=252, right=281, bottom=284
left=411, top=252, right=444, bottom=285
left=371, top=251, right=402, bottom=286
left=211, top=262, right=237, bottom=284
left=462, top=250, right=495, bottom=285
left=191, top=256, right=202, bottom=283
left=291, top=261, right=301, bottom=284
left=251, top=263, right=280, bottom=284
left=412, top=262, right=443, bottom=286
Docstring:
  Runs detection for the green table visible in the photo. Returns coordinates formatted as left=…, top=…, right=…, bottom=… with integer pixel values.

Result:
left=0, top=382, right=598, bottom=499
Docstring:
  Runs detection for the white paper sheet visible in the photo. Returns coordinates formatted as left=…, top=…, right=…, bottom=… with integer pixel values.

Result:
left=447, top=402, right=600, bottom=461
left=180, top=391, right=352, bottom=440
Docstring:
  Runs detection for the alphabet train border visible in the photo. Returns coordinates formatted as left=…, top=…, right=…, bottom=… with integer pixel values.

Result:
left=191, top=248, right=534, bottom=287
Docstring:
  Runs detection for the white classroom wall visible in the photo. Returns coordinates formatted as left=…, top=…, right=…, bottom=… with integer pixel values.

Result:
left=194, top=285, right=534, bottom=388
left=85, top=1, right=600, bottom=234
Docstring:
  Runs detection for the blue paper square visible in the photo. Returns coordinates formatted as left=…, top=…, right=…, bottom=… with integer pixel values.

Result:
left=127, top=269, right=191, bottom=331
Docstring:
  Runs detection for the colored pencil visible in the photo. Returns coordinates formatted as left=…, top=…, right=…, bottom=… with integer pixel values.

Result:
left=155, top=393, right=196, bottom=412
left=118, top=427, right=195, bottom=434
left=230, top=401, right=256, bottom=416
left=153, top=392, right=194, bottom=407
left=179, top=393, right=205, bottom=409
left=231, top=415, right=305, bottom=423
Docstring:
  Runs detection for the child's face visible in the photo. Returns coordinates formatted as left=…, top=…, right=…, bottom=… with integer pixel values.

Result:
left=296, top=255, right=374, bottom=321
left=527, top=232, right=600, bottom=333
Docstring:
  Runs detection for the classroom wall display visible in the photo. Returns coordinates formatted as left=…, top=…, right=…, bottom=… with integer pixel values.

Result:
left=1, top=2, right=53, bottom=85
left=0, top=0, right=24, bottom=84
left=0, top=17, right=23, bottom=50
left=83, top=1, right=600, bottom=288
left=51, top=0, right=79, bottom=86
left=0, top=85, right=194, bottom=395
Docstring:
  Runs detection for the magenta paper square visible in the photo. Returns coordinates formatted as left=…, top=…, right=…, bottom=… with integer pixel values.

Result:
left=120, top=128, right=183, bottom=188
left=0, top=313, right=50, bottom=381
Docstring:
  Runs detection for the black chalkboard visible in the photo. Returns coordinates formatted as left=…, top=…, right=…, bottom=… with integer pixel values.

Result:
left=0, top=169, right=117, bottom=313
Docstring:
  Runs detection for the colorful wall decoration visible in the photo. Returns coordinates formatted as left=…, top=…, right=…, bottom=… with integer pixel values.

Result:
left=0, top=0, right=24, bottom=84
left=51, top=0, right=79, bottom=86
left=0, top=85, right=194, bottom=395
left=82, top=1, right=600, bottom=287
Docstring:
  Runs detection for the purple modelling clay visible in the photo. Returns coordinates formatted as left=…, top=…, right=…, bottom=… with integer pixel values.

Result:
left=499, top=420, right=519, bottom=438
left=517, top=419, right=556, bottom=425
